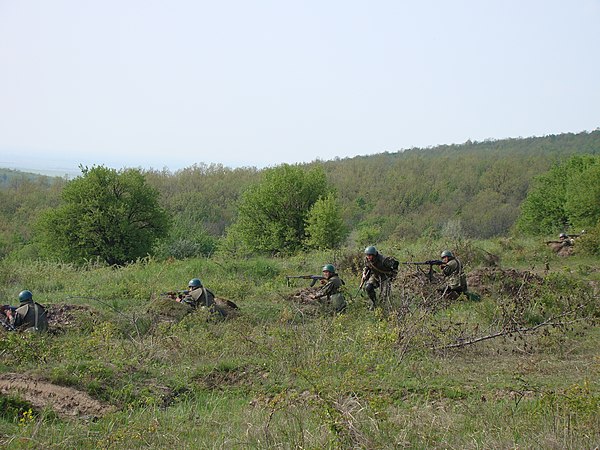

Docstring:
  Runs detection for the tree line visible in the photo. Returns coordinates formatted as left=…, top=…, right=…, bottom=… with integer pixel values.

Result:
left=1, top=130, right=599, bottom=263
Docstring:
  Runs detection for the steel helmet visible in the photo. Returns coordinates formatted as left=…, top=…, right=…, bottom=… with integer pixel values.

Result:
left=440, top=250, right=453, bottom=259
left=18, top=290, right=33, bottom=302
left=559, top=233, right=567, bottom=239
left=322, top=264, right=335, bottom=273
left=188, top=278, right=202, bottom=288
left=364, top=246, right=378, bottom=255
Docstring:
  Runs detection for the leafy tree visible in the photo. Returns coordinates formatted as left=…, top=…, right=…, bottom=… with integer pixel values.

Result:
left=517, top=155, right=600, bottom=235
left=36, top=166, right=170, bottom=265
left=304, top=193, right=348, bottom=250
left=564, top=162, right=600, bottom=229
left=228, top=164, right=327, bottom=254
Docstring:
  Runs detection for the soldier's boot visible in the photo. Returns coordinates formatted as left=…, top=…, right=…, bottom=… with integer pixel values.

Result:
left=365, top=284, right=377, bottom=310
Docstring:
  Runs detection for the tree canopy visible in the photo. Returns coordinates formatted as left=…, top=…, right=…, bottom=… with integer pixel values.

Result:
left=517, top=155, right=600, bottom=235
left=36, top=166, right=170, bottom=265
left=226, top=164, right=327, bottom=254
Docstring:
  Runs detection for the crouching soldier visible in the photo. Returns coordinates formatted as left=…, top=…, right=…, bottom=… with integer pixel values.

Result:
left=439, top=250, right=468, bottom=300
left=311, top=264, right=347, bottom=313
left=361, top=246, right=399, bottom=310
left=6, top=290, right=48, bottom=333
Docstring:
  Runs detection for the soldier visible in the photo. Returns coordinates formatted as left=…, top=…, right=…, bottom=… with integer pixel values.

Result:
left=180, top=278, right=238, bottom=318
left=361, top=246, right=399, bottom=310
left=559, top=233, right=575, bottom=247
left=179, top=278, right=216, bottom=309
left=6, top=290, right=48, bottom=333
left=439, top=250, right=467, bottom=300
left=311, top=264, right=347, bottom=313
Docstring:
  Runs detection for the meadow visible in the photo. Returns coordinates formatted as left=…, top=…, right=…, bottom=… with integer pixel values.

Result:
left=1, top=237, right=599, bottom=449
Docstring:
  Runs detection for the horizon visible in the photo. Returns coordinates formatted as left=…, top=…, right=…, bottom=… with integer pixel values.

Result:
left=2, top=127, right=598, bottom=178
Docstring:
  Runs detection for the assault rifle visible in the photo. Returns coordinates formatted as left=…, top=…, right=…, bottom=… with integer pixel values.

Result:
left=286, top=275, right=326, bottom=287
left=402, top=260, right=443, bottom=282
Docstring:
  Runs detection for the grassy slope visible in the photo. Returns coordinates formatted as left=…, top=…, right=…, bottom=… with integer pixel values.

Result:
left=0, top=239, right=599, bottom=449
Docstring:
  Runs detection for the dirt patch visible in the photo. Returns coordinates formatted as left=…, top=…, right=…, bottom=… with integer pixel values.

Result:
left=0, top=373, right=115, bottom=419
left=466, top=267, right=544, bottom=296
left=46, top=303, right=97, bottom=332
left=546, top=242, right=574, bottom=256
left=283, top=287, right=323, bottom=316
left=194, top=366, right=270, bottom=391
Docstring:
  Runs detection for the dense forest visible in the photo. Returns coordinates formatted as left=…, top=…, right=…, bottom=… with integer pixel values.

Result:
left=1, top=130, right=599, bottom=260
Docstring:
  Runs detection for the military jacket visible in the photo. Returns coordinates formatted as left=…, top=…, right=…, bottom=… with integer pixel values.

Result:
left=12, top=301, right=48, bottom=332
left=186, top=286, right=216, bottom=308
left=442, top=258, right=467, bottom=291
left=364, top=253, right=399, bottom=280
left=314, top=274, right=346, bottom=313
left=314, top=274, right=343, bottom=299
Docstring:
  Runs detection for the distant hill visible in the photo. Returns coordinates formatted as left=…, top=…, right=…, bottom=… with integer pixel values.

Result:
left=0, top=167, right=63, bottom=187
left=1, top=130, right=600, bottom=260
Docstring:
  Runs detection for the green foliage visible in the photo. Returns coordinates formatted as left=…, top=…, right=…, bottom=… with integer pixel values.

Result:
left=2, top=131, right=600, bottom=262
left=564, top=162, right=600, bottom=229
left=35, top=166, right=170, bottom=266
left=577, top=221, right=600, bottom=255
left=229, top=164, right=328, bottom=254
left=304, top=192, right=348, bottom=250
left=517, top=155, right=600, bottom=235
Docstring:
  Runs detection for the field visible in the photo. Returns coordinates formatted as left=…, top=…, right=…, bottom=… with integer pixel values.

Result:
left=1, top=238, right=599, bottom=449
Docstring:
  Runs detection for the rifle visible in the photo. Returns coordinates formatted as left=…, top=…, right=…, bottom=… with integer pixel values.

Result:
left=352, top=276, right=367, bottom=300
left=401, top=260, right=443, bottom=282
left=161, top=290, right=190, bottom=300
left=286, top=275, right=325, bottom=287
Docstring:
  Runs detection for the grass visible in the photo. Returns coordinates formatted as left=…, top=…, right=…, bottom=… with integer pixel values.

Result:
left=0, top=238, right=599, bottom=448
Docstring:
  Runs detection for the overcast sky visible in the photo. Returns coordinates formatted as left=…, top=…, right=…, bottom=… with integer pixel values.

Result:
left=1, top=1, right=599, bottom=174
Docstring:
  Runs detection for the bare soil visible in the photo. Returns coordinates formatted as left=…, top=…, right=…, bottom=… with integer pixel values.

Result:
left=0, top=373, right=114, bottom=419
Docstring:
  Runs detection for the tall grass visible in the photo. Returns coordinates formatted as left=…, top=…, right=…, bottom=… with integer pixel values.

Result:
left=1, top=238, right=599, bottom=448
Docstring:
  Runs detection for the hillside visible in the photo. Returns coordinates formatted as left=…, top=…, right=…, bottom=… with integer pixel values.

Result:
left=1, top=130, right=600, bottom=260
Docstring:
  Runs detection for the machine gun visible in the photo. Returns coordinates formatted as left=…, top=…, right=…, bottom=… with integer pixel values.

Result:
left=161, top=290, right=190, bottom=300
left=401, top=260, right=443, bottom=282
left=285, top=275, right=326, bottom=287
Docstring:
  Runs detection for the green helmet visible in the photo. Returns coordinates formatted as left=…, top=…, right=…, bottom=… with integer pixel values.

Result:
left=188, top=278, right=202, bottom=288
left=322, top=264, right=335, bottom=273
left=364, top=246, right=378, bottom=255
left=18, top=290, right=33, bottom=302
left=440, top=250, right=453, bottom=259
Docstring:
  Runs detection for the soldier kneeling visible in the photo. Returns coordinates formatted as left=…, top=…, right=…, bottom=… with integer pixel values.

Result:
left=5, top=290, right=48, bottom=333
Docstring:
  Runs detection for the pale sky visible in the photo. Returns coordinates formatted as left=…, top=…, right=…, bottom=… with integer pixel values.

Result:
left=1, top=0, right=599, bottom=174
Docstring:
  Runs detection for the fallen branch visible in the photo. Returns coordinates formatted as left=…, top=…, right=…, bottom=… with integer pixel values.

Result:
left=431, top=305, right=586, bottom=350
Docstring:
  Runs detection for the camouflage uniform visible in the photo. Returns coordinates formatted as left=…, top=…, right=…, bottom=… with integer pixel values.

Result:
left=363, top=252, right=399, bottom=308
left=12, top=300, right=48, bottom=332
left=314, top=273, right=347, bottom=313
left=441, top=257, right=467, bottom=299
